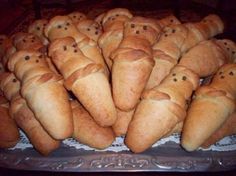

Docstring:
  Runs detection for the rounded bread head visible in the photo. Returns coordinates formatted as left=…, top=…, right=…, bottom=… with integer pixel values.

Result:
left=28, top=19, right=48, bottom=35
left=68, top=11, right=87, bottom=23
left=102, top=8, right=133, bottom=25
left=124, top=16, right=161, bottom=45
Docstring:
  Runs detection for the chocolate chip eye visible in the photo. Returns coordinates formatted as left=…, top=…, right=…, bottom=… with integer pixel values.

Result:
left=95, top=31, right=98, bottom=35
left=73, top=15, right=76, bottom=18
left=219, top=71, right=223, bottom=75
left=37, top=27, right=40, bottom=30
left=87, top=28, right=90, bottom=31
left=31, top=40, right=34, bottom=43
left=116, top=14, right=119, bottom=17
left=224, top=42, right=227, bottom=45
left=58, top=25, right=62, bottom=28
left=74, top=49, right=77, bottom=53
left=232, top=51, right=235, bottom=55
left=66, top=23, right=70, bottom=26
left=182, top=76, right=187, bottom=80
left=143, top=26, right=147, bottom=30
left=170, top=19, right=174, bottom=22
left=172, top=29, right=176, bottom=33
left=136, top=30, right=140, bottom=34
left=12, top=79, right=17, bottom=83
left=172, top=73, right=176, bottom=76
left=43, top=24, right=46, bottom=26
left=131, top=24, right=135, bottom=28
left=173, top=78, right=177, bottom=82
left=23, top=39, right=26, bottom=42
left=25, top=56, right=30, bottom=60
left=220, top=75, right=225, bottom=79
left=227, top=47, right=230, bottom=51
left=164, top=34, right=168, bottom=37
left=39, top=55, right=43, bottom=58
left=63, top=46, right=67, bottom=51
left=36, top=59, right=39, bottom=63
left=112, top=18, right=115, bottom=21
left=229, top=71, right=234, bottom=76
left=64, top=27, right=68, bottom=30
left=95, top=26, right=99, bottom=30
left=72, top=43, right=77, bottom=48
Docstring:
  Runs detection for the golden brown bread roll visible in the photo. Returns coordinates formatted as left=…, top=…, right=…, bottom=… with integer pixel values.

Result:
left=49, top=37, right=117, bottom=127
left=181, top=64, right=236, bottom=151
left=45, top=15, right=109, bottom=76
left=0, top=104, right=19, bottom=148
left=98, top=8, right=133, bottom=70
left=111, top=16, right=161, bottom=111
left=8, top=50, right=73, bottom=140
left=125, top=66, right=199, bottom=153
left=71, top=100, right=115, bottom=149
left=94, top=12, right=106, bottom=26
left=10, top=96, right=60, bottom=155
left=0, top=72, right=60, bottom=155
left=28, top=19, right=49, bottom=45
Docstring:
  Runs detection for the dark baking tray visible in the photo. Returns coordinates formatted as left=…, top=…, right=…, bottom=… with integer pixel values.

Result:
left=0, top=141, right=235, bottom=172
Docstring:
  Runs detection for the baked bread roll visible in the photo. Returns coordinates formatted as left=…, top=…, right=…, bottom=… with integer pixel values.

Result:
left=111, top=16, right=161, bottom=111
left=157, top=15, right=181, bottom=29
left=2, top=44, right=16, bottom=68
left=146, top=14, right=224, bottom=90
left=71, top=100, right=115, bottom=149
left=125, top=66, right=199, bottom=153
left=0, top=72, right=60, bottom=155
left=28, top=19, right=49, bottom=45
left=0, top=104, right=19, bottom=148
left=181, top=64, right=236, bottom=151
left=45, top=15, right=109, bottom=76
left=75, top=19, right=102, bottom=42
left=49, top=37, right=117, bottom=127
left=68, top=11, right=87, bottom=24
left=98, top=8, right=133, bottom=70
left=10, top=96, right=60, bottom=155
left=8, top=50, right=73, bottom=140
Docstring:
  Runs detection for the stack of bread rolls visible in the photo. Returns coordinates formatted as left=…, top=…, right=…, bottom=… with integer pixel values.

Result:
left=0, top=8, right=235, bottom=156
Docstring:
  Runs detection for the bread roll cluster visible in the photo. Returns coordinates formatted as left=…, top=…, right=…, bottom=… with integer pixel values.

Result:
left=0, top=8, right=235, bottom=155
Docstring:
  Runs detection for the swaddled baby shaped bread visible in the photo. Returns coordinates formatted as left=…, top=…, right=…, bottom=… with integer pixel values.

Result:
left=98, top=8, right=133, bottom=70
left=125, top=66, right=199, bottom=153
left=111, top=16, right=161, bottom=111
left=49, top=37, right=117, bottom=127
left=0, top=72, right=60, bottom=155
left=182, top=64, right=236, bottom=151
left=8, top=50, right=73, bottom=140
left=28, top=19, right=49, bottom=45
